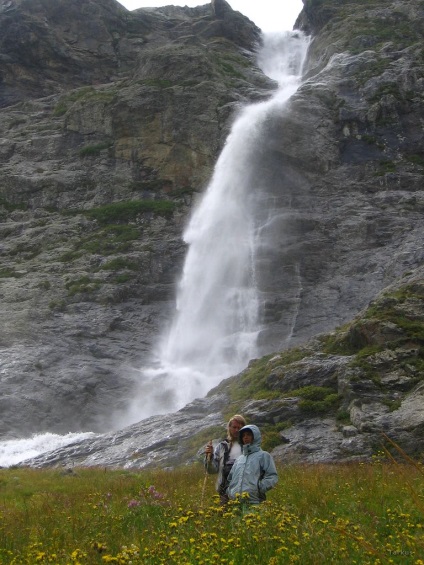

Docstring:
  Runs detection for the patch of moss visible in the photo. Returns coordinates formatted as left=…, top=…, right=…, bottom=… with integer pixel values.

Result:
left=279, top=386, right=341, bottom=414
left=355, top=55, right=390, bottom=79
left=81, top=225, right=141, bottom=255
left=406, top=154, right=424, bottom=168
left=0, top=268, right=24, bottom=279
left=298, top=393, right=340, bottom=414
left=0, top=197, right=27, bottom=212
left=286, top=385, right=337, bottom=401
left=100, top=257, right=139, bottom=271
left=219, top=347, right=313, bottom=404
left=53, top=87, right=116, bottom=116
left=335, top=409, right=351, bottom=425
left=58, top=250, right=83, bottom=263
left=349, top=352, right=383, bottom=384
left=252, top=390, right=283, bottom=401
left=65, top=276, right=101, bottom=296
left=374, top=160, right=396, bottom=176
left=9, top=243, right=41, bottom=259
left=219, top=61, right=244, bottom=79
left=57, top=225, right=143, bottom=263
left=320, top=324, right=361, bottom=355
left=139, top=79, right=173, bottom=89
left=114, top=273, right=132, bottom=284
left=382, top=399, right=402, bottom=412
left=399, top=354, right=424, bottom=376
left=48, top=299, right=67, bottom=311
left=261, top=430, right=284, bottom=452
left=363, top=288, right=424, bottom=344
left=82, top=200, right=176, bottom=225
left=79, top=141, right=113, bottom=157
left=37, top=280, right=51, bottom=290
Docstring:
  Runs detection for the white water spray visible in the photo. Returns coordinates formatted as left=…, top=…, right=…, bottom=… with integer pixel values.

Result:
left=0, top=432, right=96, bottom=467
left=122, top=31, right=310, bottom=424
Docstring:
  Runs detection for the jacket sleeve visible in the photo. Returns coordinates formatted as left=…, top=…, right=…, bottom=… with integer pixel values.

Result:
left=258, top=452, right=278, bottom=493
left=204, top=443, right=220, bottom=474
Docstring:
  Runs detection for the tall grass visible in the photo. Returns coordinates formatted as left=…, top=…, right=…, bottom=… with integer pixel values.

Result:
left=0, top=456, right=423, bottom=564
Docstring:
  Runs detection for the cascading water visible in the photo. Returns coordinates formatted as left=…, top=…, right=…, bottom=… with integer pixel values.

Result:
left=122, top=31, right=310, bottom=425
left=0, top=31, right=309, bottom=469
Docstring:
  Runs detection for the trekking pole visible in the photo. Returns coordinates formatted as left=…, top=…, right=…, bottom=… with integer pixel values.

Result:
left=201, top=439, right=213, bottom=508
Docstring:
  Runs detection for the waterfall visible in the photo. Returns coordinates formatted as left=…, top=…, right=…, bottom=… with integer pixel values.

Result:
left=122, top=31, right=310, bottom=425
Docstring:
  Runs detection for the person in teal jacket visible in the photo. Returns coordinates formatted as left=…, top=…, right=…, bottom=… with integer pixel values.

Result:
left=226, top=424, right=278, bottom=504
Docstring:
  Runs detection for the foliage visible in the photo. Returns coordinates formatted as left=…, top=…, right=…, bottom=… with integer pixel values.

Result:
left=0, top=268, right=24, bottom=279
left=139, top=78, right=173, bottom=88
left=406, top=154, right=424, bottom=168
left=65, top=276, right=101, bottom=296
left=48, top=299, right=67, bottom=312
left=53, top=87, right=116, bottom=116
left=113, top=273, right=132, bottom=284
left=287, top=386, right=340, bottom=414
left=0, top=198, right=27, bottom=212
left=375, top=160, right=397, bottom=176
left=221, top=348, right=311, bottom=405
left=59, top=225, right=142, bottom=261
left=0, top=454, right=423, bottom=564
left=100, top=257, right=140, bottom=272
left=79, top=142, right=114, bottom=157
left=82, top=200, right=176, bottom=225
left=261, top=430, right=285, bottom=452
left=298, top=393, right=340, bottom=414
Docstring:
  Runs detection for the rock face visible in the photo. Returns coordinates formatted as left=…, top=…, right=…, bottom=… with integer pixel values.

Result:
left=253, top=0, right=424, bottom=352
left=0, top=0, right=265, bottom=438
left=1, top=0, right=424, bottom=465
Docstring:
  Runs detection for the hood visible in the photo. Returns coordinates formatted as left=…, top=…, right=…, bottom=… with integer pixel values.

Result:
left=239, top=424, right=262, bottom=452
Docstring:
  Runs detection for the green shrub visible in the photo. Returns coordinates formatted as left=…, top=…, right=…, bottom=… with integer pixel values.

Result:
left=100, top=257, right=139, bottom=271
left=298, top=393, right=340, bottom=414
left=141, top=78, right=173, bottom=88
left=114, top=273, right=132, bottom=283
left=37, top=280, right=51, bottom=290
left=65, top=276, right=101, bottom=296
left=53, top=87, right=116, bottom=116
left=288, top=385, right=337, bottom=401
left=0, top=197, right=27, bottom=212
left=0, top=268, right=24, bottom=278
left=261, top=431, right=284, bottom=452
left=83, top=200, right=175, bottom=225
left=79, top=141, right=113, bottom=157
left=48, top=299, right=66, bottom=311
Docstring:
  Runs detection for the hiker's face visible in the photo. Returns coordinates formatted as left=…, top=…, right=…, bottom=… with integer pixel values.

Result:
left=242, top=430, right=254, bottom=444
left=229, top=420, right=243, bottom=440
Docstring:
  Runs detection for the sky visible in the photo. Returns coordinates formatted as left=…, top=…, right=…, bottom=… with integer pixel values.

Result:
left=116, top=0, right=304, bottom=32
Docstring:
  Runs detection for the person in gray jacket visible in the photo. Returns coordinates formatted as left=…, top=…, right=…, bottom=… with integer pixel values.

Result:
left=226, top=424, right=278, bottom=505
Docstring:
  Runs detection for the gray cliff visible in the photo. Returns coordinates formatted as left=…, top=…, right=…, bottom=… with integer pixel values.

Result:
left=1, top=0, right=424, bottom=465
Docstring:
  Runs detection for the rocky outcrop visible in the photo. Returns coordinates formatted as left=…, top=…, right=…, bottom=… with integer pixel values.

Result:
left=2, top=0, right=424, bottom=465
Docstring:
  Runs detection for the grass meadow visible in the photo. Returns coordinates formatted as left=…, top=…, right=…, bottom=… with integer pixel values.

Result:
left=0, top=449, right=423, bottom=564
